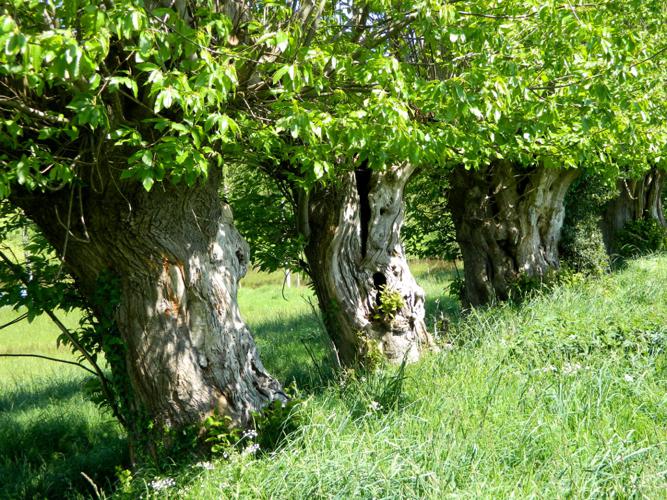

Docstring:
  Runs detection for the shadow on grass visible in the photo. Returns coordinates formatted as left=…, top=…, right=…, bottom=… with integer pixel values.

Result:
left=0, top=378, right=127, bottom=499
left=251, top=311, right=337, bottom=391
left=251, top=289, right=463, bottom=393
left=424, top=292, right=461, bottom=322
left=0, top=378, right=83, bottom=413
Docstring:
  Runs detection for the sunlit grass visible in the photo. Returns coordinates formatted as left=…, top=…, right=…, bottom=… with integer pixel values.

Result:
left=176, top=255, right=667, bottom=499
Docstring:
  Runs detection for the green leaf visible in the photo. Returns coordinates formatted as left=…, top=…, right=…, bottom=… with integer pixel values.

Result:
left=275, top=31, right=289, bottom=53
left=272, top=65, right=290, bottom=84
left=142, top=175, right=154, bottom=191
left=141, top=151, right=153, bottom=167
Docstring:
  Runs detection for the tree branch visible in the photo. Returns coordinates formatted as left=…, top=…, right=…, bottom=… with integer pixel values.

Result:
left=0, top=313, right=28, bottom=331
left=0, top=353, right=98, bottom=376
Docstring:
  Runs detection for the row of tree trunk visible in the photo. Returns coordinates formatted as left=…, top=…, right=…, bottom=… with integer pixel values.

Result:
left=11, top=160, right=665, bottom=457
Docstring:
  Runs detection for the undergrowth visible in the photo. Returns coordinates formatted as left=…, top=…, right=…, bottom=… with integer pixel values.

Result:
left=125, top=255, right=667, bottom=499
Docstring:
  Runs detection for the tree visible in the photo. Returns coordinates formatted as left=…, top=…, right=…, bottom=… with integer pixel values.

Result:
left=449, top=162, right=578, bottom=305
left=402, top=168, right=459, bottom=263
left=219, top=7, right=445, bottom=366
left=0, top=0, right=454, bottom=453
left=0, top=0, right=346, bottom=456
left=392, top=0, right=667, bottom=305
left=602, top=169, right=667, bottom=253
left=298, top=164, right=435, bottom=365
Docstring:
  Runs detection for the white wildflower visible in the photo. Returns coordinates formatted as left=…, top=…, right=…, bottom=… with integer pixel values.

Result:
left=624, top=374, right=634, bottom=383
left=541, top=365, right=557, bottom=373
left=242, top=443, right=260, bottom=456
left=562, top=363, right=582, bottom=375
left=242, top=429, right=258, bottom=440
left=195, top=461, right=215, bottom=470
left=369, top=400, right=382, bottom=412
left=150, top=477, right=176, bottom=491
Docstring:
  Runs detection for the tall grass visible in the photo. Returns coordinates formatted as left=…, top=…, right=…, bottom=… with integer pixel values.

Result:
left=139, top=255, right=667, bottom=499
left=0, top=310, right=127, bottom=499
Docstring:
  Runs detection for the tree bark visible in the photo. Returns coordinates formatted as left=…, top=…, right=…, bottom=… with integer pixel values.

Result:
left=11, top=168, right=284, bottom=444
left=299, top=164, right=435, bottom=367
left=601, top=168, right=666, bottom=251
left=448, top=161, right=579, bottom=306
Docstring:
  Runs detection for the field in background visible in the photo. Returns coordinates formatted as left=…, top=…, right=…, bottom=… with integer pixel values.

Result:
left=1, top=256, right=667, bottom=498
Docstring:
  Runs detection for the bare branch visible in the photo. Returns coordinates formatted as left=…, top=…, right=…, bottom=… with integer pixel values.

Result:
left=0, top=353, right=99, bottom=377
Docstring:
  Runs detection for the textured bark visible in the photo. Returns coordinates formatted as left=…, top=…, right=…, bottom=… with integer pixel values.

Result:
left=449, top=161, right=579, bottom=306
left=12, top=169, right=284, bottom=438
left=300, top=164, right=435, bottom=366
left=601, top=168, right=666, bottom=251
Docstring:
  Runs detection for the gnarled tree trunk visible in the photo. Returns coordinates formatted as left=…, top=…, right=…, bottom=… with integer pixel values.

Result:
left=601, top=168, right=666, bottom=251
left=299, top=164, right=435, bottom=366
left=449, top=161, right=579, bottom=306
left=12, top=168, right=284, bottom=450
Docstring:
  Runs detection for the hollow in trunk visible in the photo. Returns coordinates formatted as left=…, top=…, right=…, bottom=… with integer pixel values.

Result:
left=299, top=164, right=435, bottom=367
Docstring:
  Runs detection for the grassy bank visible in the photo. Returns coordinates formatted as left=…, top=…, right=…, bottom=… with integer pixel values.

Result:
left=1, top=256, right=666, bottom=498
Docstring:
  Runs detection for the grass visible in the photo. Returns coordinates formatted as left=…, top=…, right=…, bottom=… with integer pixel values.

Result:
left=0, top=310, right=127, bottom=499
left=2, top=256, right=667, bottom=498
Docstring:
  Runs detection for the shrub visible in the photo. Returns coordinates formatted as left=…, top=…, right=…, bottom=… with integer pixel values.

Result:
left=560, top=172, right=614, bottom=275
left=616, top=218, right=667, bottom=258
left=372, top=286, right=405, bottom=322
left=560, top=213, right=610, bottom=276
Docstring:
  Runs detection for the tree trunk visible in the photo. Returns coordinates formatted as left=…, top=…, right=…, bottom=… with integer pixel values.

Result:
left=299, top=164, right=435, bottom=367
left=601, top=168, right=666, bottom=251
left=448, top=161, right=579, bottom=306
left=11, top=169, right=284, bottom=448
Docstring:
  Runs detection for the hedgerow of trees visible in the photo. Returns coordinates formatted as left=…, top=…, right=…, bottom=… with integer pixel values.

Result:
left=1, top=0, right=666, bottom=463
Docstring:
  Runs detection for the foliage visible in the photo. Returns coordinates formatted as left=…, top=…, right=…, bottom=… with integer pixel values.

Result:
left=203, top=414, right=243, bottom=456
left=225, top=0, right=667, bottom=198
left=560, top=215, right=610, bottom=275
left=371, top=285, right=405, bottom=322
left=250, top=394, right=303, bottom=453
left=447, top=276, right=466, bottom=303
left=560, top=172, right=616, bottom=275
left=616, top=218, right=667, bottom=258
left=225, top=163, right=305, bottom=274
left=403, top=170, right=459, bottom=261
left=0, top=205, right=82, bottom=319
left=205, top=390, right=302, bottom=457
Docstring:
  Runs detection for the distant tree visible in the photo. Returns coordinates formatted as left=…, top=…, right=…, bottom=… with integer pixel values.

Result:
left=403, top=169, right=459, bottom=263
left=602, top=169, right=666, bottom=253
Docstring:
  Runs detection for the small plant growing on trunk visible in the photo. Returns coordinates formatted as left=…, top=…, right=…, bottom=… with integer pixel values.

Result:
left=372, top=286, right=405, bottom=322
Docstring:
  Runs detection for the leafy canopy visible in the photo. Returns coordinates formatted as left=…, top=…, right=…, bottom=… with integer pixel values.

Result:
left=1, top=0, right=666, bottom=200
